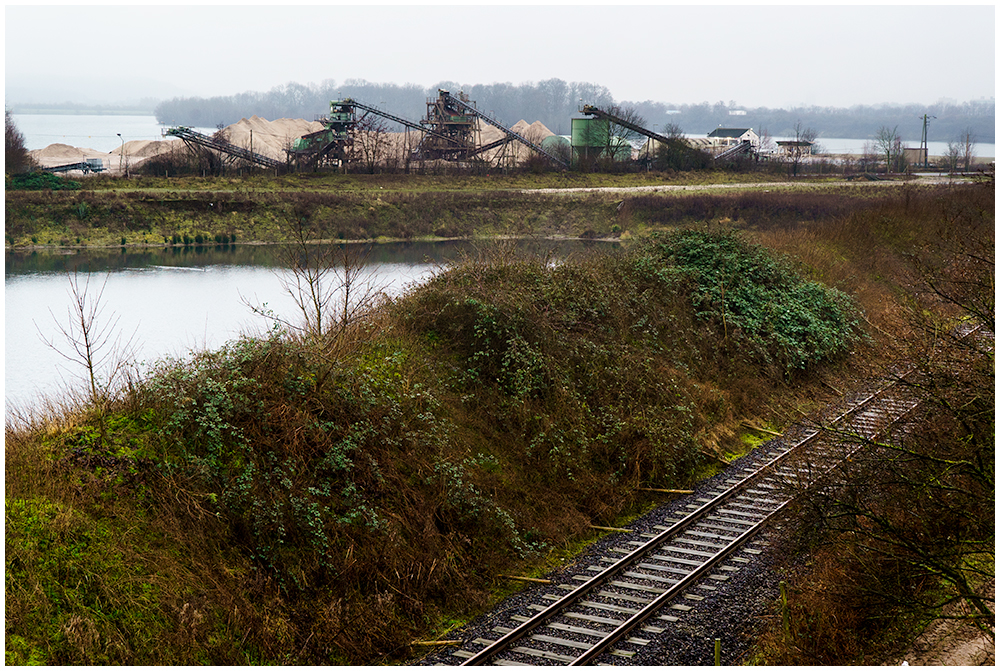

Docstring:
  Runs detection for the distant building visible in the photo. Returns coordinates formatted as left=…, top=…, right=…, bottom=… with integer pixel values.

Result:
left=903, top=147, right=928, bottom=166
left=776, top=139, right=814, bottom=158
left=707, top=127, right=760, bottom=149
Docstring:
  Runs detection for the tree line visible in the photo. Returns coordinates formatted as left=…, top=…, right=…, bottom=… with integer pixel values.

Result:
left=154, top=79, right=995, bottom=144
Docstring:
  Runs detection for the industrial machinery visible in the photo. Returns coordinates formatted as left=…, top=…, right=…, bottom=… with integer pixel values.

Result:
left=575, top=104, right=676, bottom=166
left=580, top=104, right=672, bottom=146
left=580, top=104, right=755, bottom=164
left=40, top=158, right=107, bottom=174
left=713, top=140, right=753, bottom=161
left=291, top=98, right=465, bottom=169
left=417, top=90, right=480, bottom=160
left=165, top=126, right=285, bottom=170
left=168, top=92, right=573, bottom=172
left=431, top=90, right=570, bottom=168
left=290, top=99, right=358, bottom=168
left=306, top=92, right=567, bottom=168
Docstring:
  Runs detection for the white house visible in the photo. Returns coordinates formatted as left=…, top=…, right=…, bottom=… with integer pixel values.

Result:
left=707, top=127, right=760, bottom=149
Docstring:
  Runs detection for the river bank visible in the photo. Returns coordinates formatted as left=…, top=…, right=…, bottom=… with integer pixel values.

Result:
left=6, top=171, right=965, bottom=251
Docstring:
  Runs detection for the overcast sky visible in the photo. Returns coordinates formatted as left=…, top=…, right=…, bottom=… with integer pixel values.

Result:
left=5, top=3, right=996, bottom=109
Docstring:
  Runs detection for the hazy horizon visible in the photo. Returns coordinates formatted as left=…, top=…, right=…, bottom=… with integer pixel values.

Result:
left=5, top=5, right=995, bottom=111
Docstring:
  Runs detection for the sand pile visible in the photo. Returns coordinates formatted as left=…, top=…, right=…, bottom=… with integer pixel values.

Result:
left=219, top=116, right=324, bottom=161
left=30, top=138, right=184, bottom=172
left=30, top=143, right=107, bottom=167
left=513, top=119, right=555, bottom=141
left=479, top=119, right=555, bottom=163
left=121, top=138, right=182, bottom=158
left=30, top=114, right=557, bottom=173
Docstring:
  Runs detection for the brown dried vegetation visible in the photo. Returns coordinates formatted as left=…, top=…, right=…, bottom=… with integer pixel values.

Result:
left=5, top=181, right=993, bottom=664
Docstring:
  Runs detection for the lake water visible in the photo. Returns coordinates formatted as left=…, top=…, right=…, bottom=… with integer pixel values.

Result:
left=5, top=240, right=616, bottom=414
left=11, top=113, right=218, bottom=153
left=12, top=114, right=994, bottom=158
left=772, top=136, right=994, bottom=158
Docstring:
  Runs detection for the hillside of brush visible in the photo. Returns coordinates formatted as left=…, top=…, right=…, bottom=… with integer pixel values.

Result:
left=5, top=180, right=993, bottom=665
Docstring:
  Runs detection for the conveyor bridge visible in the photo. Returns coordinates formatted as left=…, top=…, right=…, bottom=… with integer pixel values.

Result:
left=40, top=158, right=106, bottom=174
left=164, top=126, right=285, bottom=170
left=713, top=140, right=753, bottom=161
left=443, top=92, right=570, bottom=168
left=580, top=104, right=672, bottom=145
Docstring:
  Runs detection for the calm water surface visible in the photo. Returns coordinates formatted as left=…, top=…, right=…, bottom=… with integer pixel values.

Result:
left=11, top=113, right=217, bottom=153
left=5, top=240, right=615, bottom=413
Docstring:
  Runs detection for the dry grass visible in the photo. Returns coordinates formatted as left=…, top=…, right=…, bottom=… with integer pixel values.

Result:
left=6, top=181, right=992, bottom=665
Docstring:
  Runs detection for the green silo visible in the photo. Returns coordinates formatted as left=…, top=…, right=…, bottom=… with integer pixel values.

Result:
left=572, top=118, right=609, bottom=150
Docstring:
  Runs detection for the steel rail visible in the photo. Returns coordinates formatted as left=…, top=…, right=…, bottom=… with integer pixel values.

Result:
left=456, top=323, right=987, bottom=666
left=572, top=391, right=925, bottom=665
left=459, top=382, right=902, bottom=666
left=574, top=387, right=925, bottom=664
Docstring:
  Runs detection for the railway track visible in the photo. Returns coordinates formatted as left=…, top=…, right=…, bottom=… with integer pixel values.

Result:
left=439, top=324, right=988, bottom=666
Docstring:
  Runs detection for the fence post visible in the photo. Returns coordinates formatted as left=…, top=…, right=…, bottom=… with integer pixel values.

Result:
left=714, top=637, right=721, bottom=665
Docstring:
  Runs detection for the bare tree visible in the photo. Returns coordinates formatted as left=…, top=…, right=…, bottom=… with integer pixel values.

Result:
left=351, top=112, right=392, bottom=174
left=757, top=126, right=776, bottom=156
left=875, top=125, right=903, bottom=174
left=604, top=104, right=645, bottom=166
left=244, top=219, right=385, bottom=390
left=36, top=272, right=138, bottom=439
left=782, top=201, right=995, bottom=656
left=786, top=121, right=817, bottom=176
left=959, top=127, right=978, bottom=172
left=944, top=140, right=962, bottom=172
left=860, top=140, right=879, bottom=174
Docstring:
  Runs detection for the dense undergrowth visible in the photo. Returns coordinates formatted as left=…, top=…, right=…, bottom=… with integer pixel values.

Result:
left=5, top=181, right=993, bottom=664
left=749, top=180, right=995, bottom=663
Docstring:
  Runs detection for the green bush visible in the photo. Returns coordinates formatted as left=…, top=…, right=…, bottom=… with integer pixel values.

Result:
left=651, top=230, right=860, bottom=373
left=7, top=172, right=81, bottom=191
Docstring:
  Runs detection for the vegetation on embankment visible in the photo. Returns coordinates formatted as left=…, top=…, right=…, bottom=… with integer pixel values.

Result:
left=750, top=181, right=995, bottom=664
left=5, top=181, right=993, bottom=665
left=6, top=169, right=883, bottom=249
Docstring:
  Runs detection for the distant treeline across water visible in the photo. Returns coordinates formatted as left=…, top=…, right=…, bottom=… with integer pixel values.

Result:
left=153, top=79, right=995, bottom=144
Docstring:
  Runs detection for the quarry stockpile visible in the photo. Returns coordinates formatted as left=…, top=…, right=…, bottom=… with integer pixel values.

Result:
left=28, top=115, right=555, bottom=174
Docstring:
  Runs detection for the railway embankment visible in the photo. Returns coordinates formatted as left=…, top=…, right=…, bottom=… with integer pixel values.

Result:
left=418, top=325, right=993, bottom=666
left=5, top=180, right=993, bottom=665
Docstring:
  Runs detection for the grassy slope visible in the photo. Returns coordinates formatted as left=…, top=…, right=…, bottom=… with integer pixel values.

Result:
left=5, top=178, right=993, bottom=665
left=6, top=170, right=841, bottom=249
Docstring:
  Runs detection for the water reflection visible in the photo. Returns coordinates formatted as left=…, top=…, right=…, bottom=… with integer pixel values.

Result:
left=6, top=239, right=619, bottom=413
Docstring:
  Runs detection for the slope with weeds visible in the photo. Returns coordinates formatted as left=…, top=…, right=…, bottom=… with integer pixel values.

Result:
left=5, top=229, right=862, bottom=664
left=6, top=182, right=990, bottom=665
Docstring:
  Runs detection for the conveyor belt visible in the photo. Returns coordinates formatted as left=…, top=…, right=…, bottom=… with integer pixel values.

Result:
left=165, top=127, right=285, bottom=170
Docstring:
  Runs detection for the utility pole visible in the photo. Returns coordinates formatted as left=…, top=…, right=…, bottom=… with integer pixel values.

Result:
left=920, top=114, right=935, bottom=169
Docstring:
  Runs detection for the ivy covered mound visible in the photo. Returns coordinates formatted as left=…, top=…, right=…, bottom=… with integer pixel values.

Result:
left=6, top=231, right=861, bottom=665
left=658, top=230, right=858, bottom=374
